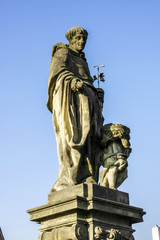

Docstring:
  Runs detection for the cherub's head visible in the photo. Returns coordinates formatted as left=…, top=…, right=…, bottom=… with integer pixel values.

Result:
left=65, top=26, right=88, bottom=53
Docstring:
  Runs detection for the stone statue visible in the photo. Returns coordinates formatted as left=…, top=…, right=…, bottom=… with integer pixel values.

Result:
left=47, top=26, right=104, bottom=191
left=100, top=124, right=131, bottom=189
left=28, top=28, right=145, bottom=240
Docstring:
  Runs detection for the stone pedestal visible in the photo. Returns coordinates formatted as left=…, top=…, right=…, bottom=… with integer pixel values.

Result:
left=27, top=183, right=145, bottom=240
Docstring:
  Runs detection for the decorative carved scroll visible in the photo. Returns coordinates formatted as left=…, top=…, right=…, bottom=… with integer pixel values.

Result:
left=95, top=226, right=122, bottom=239
left=38, top=223, right=88, bottom=240
left=94, top=227, right=135, bottom=240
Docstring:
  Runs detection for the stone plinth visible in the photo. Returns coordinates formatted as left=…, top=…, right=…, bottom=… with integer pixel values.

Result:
left=27, top=183, right=145, bottom=240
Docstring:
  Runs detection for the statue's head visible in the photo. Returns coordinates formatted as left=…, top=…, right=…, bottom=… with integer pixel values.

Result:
left=65, top=26, right=88, bottom=53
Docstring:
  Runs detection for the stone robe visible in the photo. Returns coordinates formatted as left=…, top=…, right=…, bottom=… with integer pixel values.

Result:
left=47, top=43, right=103, bottom=191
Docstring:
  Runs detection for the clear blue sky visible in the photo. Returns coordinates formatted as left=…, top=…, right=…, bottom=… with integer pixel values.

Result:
left=1, top=0, right=160, bottom=239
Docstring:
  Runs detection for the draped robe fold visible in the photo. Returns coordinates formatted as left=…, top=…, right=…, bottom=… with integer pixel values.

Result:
left=47, top=43, right=103, bottom=191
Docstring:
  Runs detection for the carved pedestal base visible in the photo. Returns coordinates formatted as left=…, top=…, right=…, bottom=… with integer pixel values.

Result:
left=27, top=183, right=145, bottom=240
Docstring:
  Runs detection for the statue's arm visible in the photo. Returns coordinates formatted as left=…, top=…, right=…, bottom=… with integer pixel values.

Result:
left=49, top=48, right=85, bottom=92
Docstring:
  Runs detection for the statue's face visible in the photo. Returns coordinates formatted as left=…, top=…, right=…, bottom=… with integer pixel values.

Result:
left=69, top=33, right=87, bottom=52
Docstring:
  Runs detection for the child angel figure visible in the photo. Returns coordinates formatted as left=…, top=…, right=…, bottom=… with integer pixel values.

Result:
left=100, top=124, right=131, bottom=190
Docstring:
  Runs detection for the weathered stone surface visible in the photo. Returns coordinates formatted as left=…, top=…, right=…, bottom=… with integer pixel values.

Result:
left=27, top=183, right=145, bottom=240
left=48, top=183, right=129, bottom=204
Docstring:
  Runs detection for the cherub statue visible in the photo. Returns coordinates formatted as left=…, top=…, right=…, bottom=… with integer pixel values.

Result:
left=100, top=124, right=131, bottom=190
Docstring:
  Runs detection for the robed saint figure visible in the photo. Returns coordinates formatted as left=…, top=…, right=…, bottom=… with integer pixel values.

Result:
left=47, top=27, right=103, bottom=191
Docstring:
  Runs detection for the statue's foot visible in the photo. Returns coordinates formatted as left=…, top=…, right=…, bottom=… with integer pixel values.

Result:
left=50, top=181, right=75, bottom=192
left=84, top=176, right=97, bottom=184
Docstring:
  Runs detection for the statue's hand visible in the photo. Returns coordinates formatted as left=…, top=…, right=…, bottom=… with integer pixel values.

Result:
left=71, top=79, right=85, bottom=92
left=114, top=159, right=127, bottom=171
left=96, top=88, right=104, bottom=101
